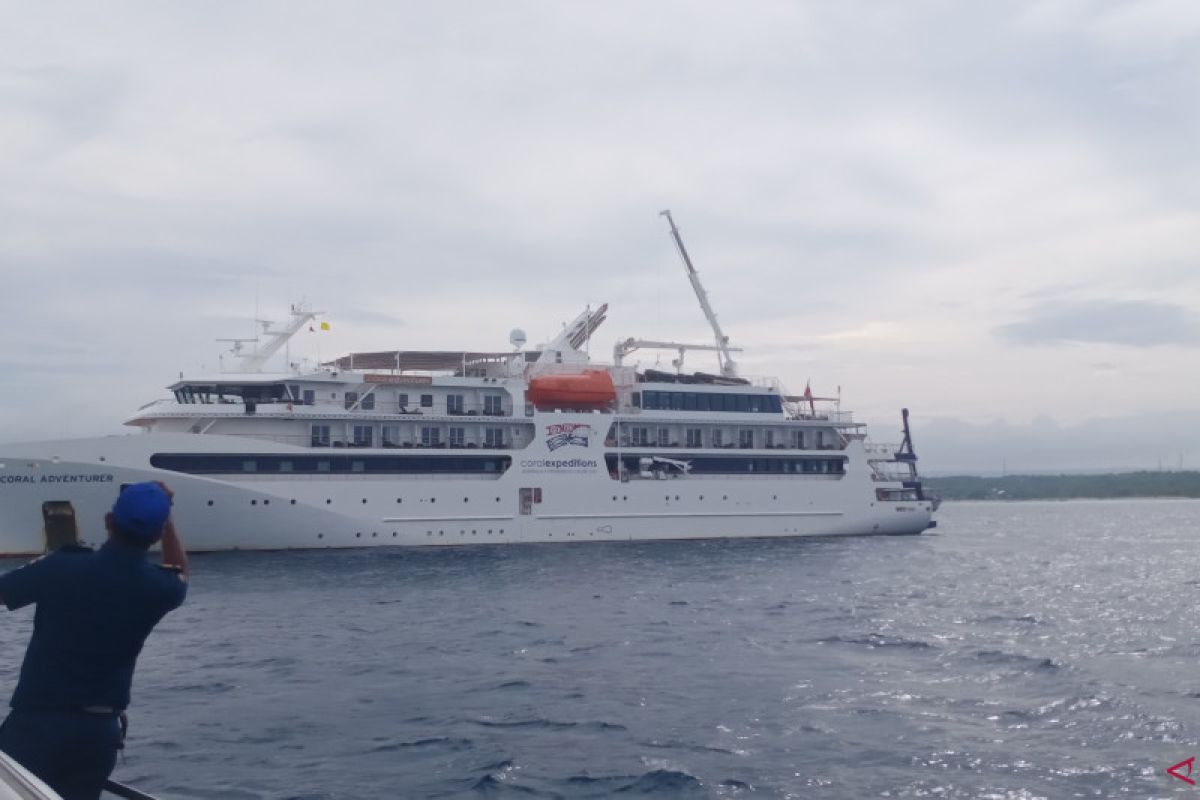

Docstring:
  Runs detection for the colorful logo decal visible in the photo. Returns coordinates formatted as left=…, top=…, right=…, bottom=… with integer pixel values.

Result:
left=546, top=423, right=591, bottom=451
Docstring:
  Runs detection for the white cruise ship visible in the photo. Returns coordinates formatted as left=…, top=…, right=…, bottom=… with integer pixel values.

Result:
left=0, top=214, right=935, bottom=555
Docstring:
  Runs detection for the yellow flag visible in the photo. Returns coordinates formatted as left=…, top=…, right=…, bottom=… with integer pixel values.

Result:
left=320, top=321, right=331, bottom=331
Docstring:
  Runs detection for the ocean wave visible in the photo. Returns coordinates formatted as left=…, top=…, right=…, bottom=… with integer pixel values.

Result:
left=470, top=717, right=627, bottom=733
left=368, top=736, right=474, bottom=753
left=817, top=633, right=935, bottom=650
left=973, top=650, right=1060, bottom=670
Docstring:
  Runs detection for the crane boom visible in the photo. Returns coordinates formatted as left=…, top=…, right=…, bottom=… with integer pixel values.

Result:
left=659, top=210, right=738, bottom=377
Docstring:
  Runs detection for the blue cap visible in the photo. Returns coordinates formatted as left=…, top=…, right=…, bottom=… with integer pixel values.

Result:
left=111, top=483, right=171, bottom=543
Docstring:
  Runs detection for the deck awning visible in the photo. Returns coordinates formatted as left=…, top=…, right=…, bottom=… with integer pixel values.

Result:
left=323, top=350, right=540, bottom=372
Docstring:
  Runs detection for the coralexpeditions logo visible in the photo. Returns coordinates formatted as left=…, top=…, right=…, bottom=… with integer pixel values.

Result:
left=545, top=423, right=591, bottom=452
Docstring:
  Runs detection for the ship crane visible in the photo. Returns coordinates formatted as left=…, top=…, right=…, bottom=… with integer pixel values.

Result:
left=660, top=210, right=738, bottom=378
left=612, top=338, right=742, bottom=373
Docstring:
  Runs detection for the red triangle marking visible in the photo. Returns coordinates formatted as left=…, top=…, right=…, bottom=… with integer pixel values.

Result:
left=1168, top=757, right=1196, bottom=785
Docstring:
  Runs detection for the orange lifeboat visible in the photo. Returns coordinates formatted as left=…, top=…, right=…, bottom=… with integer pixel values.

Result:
left=527, top=371, right=616, bottom=410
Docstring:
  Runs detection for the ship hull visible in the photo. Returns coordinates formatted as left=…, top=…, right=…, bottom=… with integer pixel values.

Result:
left=0, top=425, right=933, bottom=555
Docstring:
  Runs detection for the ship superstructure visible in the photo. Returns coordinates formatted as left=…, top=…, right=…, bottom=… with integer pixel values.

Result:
left=0, top=216, right=934, bottom=554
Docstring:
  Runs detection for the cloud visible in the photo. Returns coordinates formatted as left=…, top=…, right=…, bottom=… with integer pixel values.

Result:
left=1, top=2, right=1200, bottom=450
left=994, top=299, right=1200, bottom=347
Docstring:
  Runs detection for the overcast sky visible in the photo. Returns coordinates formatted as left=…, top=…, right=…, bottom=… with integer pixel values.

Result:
left=2, top=1, right=1198, bottom=471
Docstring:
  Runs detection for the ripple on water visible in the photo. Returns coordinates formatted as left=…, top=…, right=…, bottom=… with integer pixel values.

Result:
left=75, top=499, right=1200, bottom=799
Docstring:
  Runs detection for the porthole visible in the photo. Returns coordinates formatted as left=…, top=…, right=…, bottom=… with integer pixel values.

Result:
left=361, top=498, right=367, bottom=504
left=431, top=498, right=436, bottom=504
left=396, top=498, right=402, bottom=504
left=251, top=500, right=257, bottom=506
left=355, top=532, right=362, bottom=538
left=674, top=495, right=679, bottom=501
left=372, top=532, right=377, bottom=538
left=495, top=497, right=501, bottom=502
left=318, top=533, right=324, bottom=539
left=438, top=531, right=444, bottom=536
left=488, top=529, right=493, bottom=534
left=699, top=495, right=704, bottom=501
left=207, top=500, right=214, bottom=506
left=326, top=499, right=332, bottom=505
left=463, top=497, right=469, bottom=503
left=290, top=499, right=296, bottom=505
left=263, top=499, right=270, bottom=506
left=500, top=529, right=505, bottom=534
left=392, top=532, right=398, bottom=537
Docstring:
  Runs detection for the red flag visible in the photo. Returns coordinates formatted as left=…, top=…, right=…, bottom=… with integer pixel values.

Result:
left=803, top=381, right=815, bottom=416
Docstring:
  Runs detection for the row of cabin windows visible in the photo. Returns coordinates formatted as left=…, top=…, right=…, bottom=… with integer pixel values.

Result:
left=311, top=424, right=511, bottom=448
left=605, top=454, right=846, bottom=475
left=634, top=390, right=784, bottom=414
left=150, top=453, right=511, bottom=475
left=343, top=392, right=505, bottom=414
left=619, top=426, right=828, bottom=450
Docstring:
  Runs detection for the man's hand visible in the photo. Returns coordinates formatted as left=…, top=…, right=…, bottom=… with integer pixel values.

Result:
left=154, top=483, right=188, bottom=579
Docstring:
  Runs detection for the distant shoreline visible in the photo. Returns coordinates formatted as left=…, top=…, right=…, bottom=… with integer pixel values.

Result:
left=924, top=471, right=1200, bottom=501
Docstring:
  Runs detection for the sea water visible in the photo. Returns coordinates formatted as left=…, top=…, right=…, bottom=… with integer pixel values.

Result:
left=2, top=499, right=1198, bottom=799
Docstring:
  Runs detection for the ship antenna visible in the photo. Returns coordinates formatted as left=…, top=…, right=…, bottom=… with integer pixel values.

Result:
left=659, top=210, right=737, bottom=378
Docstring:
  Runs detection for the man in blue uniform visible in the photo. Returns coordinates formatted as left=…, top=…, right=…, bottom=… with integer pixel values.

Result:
left=0, top=481, right=188, bottom=800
